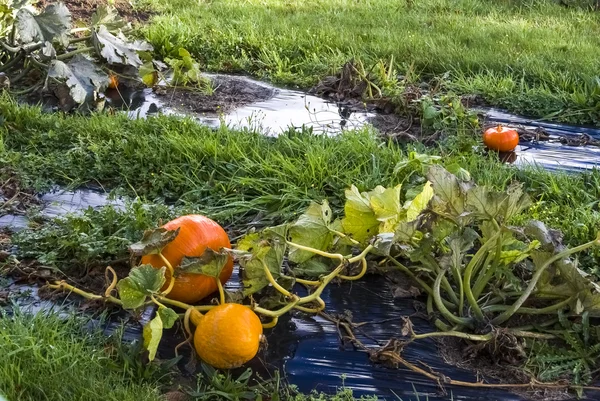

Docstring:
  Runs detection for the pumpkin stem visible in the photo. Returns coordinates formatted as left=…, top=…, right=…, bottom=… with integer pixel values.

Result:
left=189, top=308, right=204, bottom=327
left=496, top=124, right=503, bottom=132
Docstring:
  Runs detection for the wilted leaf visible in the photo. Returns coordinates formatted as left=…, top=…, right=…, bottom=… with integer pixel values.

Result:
left=288, top=201, right=334, bottom=263
left=157, top=306, right=178, bottom=329
left=128, top=227, right=180, bottom=257
left=47, top=55, right=109, bottom=105
left=341, top=185, right=379, bottom=242
left=178, top=248, right=229, bottom=278
left=16, top=3, right=71, bottom=46
left=372, top=232, right=395, bottom=256
left=406, top=181, right=433, bottom=222
left=143, top=314, right=163, bottom=361
left=238, top=226, right=286, bottom=296
left=117, top=264, right=166, bottom=308
left=41, top=41, right=56, bottom=59
left=92, top=25, right=153, bottom=67
left=394, top=220, right=420, bottom=243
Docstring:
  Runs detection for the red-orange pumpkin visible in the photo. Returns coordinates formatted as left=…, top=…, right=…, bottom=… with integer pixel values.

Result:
left=140, top=215, right=233, bottom=304
left=483, top=125, right=519, bottom=152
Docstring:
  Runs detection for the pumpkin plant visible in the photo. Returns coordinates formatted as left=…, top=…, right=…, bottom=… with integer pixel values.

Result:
left=46, top=166, right=600, bottom=394
left=0, top=1, right=208, bottom=111
left=483, top=124, right=520, bottom=152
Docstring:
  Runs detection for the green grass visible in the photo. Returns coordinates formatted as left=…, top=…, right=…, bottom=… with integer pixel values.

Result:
left=139, top=0, right=600, bottom=124
left=0, top=311, right=165, bottom=401
left=2, top=96, right=600, bottom=273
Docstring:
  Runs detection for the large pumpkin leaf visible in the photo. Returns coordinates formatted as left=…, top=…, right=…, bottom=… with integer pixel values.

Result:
left=177, top=248, right=229, bottom=278
left=288, top=200, right=334, bottom=264
left=47, top=55, right=109, bottom=105
left=427, top=165, right=471, bottom=219
left=92, top=25, right=153, bottom=67
left=15, top=2, right=70, bottom=46
left=341, top=185, right=379, bottom=243
left=128, top=226, right=180, bottom=257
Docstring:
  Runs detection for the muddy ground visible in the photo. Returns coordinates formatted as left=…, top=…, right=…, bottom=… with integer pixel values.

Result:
left=36, top=0, right=153, bottom=24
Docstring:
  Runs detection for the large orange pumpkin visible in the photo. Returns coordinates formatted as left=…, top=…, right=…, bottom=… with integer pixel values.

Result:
left=483, top=125, right=519, bottom=152
left=140, top=215, right=233, bottom=304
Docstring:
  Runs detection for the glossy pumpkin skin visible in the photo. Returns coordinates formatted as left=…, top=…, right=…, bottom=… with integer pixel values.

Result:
left=193, top=304, right=263, bottom=369
left=140, top=215, right=233, bottom=304
left=483, top=125, right=519, bottom=152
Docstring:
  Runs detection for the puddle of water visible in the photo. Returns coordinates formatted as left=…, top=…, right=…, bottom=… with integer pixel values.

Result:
left=107, top=74, right=375, bottom=136
left=0, top=187, right=124, bottom=231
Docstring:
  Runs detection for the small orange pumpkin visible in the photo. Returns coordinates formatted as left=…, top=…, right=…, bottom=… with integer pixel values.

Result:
left=108, top=74, right=119, bottom=89
left=140, top=215, right=234, bottom=304
left=191, top=304, right=263, bottom=369
left=483, top=125, right=519, bottom=152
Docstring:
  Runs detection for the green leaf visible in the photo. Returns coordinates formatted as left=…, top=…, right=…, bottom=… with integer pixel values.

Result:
left=293, top=257, right=332, bottom=278
left=178, top=248, right=229, bottom=278
left=341, top=185, right=379, bottom=242
left=92, top=25, right=153, bottom=67
left=90, top=5, right=129, bottom=31
left=288, top=201, right=334, bottom=263
left=406, top=181, right=433, bottom=221
left=427, top=165, right=470, bottom=219
left=446, top=228, right=479, bottom=270
left=143, top=314, right=163, bottom=361
left=116, top=278, right=146, bottom=309
left=15, top=3, right=71, bottom=46
left=128, top=227, right=180, bottom=257
left=47, top=55, right=109, bottom=105
left=445, top=163, right=471, bottom=181
left=157, top=306, right=178, bottom=329
left=369, top=184, right=404, bottom=232
left=117, top=264, right=166, bottom=308
left=139, top=61, right=158, bottom=87
left=393, top=151, right=441, bottom=175
left=504, top=182, right=532, bottom=221
left=466, top=185, right=506, bottom=221
left=238, top=227, right=286, bottom=296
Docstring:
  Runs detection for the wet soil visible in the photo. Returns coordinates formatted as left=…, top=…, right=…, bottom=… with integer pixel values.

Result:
left=36, top=0, right=153, bottom=24
left=152, top=75, right=278, bottom=114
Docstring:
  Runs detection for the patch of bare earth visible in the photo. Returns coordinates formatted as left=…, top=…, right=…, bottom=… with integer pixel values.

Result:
left=36, top=0, right=153, bottom=24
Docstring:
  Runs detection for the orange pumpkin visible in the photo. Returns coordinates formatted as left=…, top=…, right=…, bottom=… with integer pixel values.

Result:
left=141, top=215, right=234, bottom=304
left=483, top=125, right=519, bottom=152
left=108, top=74, right=119, bottom=89
left=191, top=304, right=263, bottom=369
